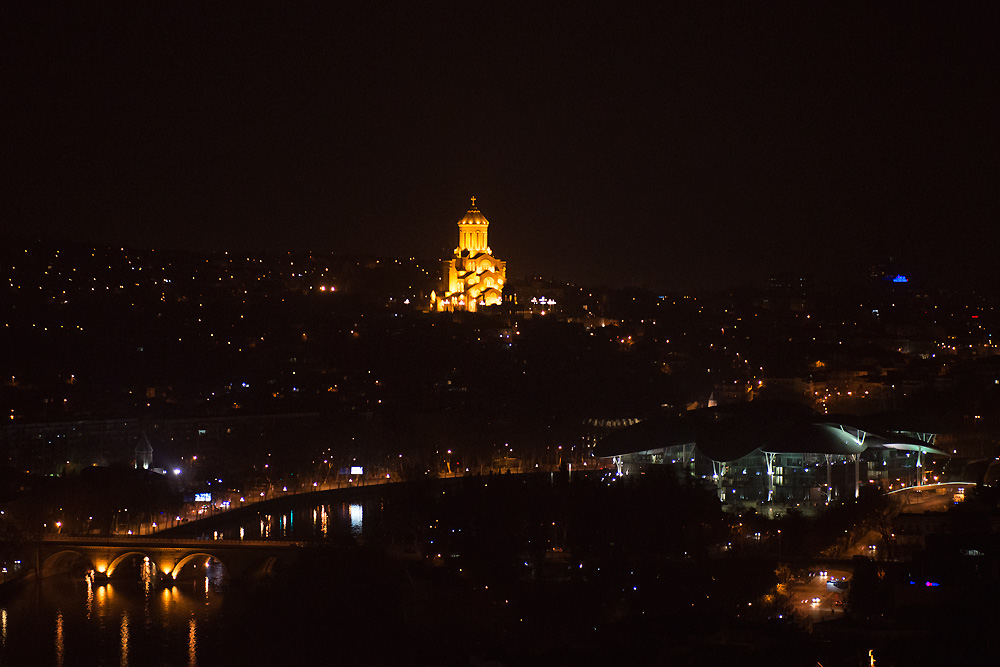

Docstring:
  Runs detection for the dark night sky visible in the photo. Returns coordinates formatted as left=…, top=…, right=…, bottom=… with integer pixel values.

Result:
left=5, top=3, right=997, bottom=290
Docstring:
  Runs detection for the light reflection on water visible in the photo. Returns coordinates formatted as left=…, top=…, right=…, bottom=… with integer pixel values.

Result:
left=55, top=610, right=64, bottom=667
left=96, top=583, right=108, bottom=624
left=0, top=573, right=222, bottom=666
left=224, top=501, right=363, bottom=541
left=349, top=503, right=363, bottom=536
left=0, top=501, right=371, bottom=664
left=120, top=611, right=129, bottom=667
left=188, top=617, right=197, bottom=667
left=85, top=575, right=93, bottom=620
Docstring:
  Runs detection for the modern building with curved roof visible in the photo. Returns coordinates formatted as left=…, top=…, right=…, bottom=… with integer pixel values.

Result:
left=595, top=401, right=949, bottom=511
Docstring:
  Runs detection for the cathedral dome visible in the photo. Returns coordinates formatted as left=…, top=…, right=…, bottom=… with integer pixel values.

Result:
left=457, top=197, right=489, bottom=226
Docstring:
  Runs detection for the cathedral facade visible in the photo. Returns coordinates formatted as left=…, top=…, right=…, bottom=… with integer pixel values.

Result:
left=430, top=197, right=507, bottom=312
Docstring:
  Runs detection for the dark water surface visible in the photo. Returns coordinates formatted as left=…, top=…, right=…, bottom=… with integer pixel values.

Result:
left=13, top=477, right=953, bottom=666
left=1, top=570, right=224, bottom=667
left=0, top=501, right=372, bottom=666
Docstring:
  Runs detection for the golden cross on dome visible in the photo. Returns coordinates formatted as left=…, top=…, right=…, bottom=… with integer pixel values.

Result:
left=470, top=196, right=476, bottom=207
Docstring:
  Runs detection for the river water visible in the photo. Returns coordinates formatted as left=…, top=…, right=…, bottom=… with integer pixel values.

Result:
left=0, top=501, right=366, bottom=667
left=1, top=568, right=223, bottom=667
left=3, top=477, right=946, bottom=666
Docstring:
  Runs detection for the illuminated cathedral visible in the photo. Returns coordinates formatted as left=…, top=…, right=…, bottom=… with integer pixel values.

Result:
left=430, top=197, right=507, bottom=312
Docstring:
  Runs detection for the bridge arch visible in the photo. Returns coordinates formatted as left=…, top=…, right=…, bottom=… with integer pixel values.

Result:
left=31, top=537, right=297, bottom=583
left=253, top=555, right=281, bottom=578
left=105, top=551, right=158, bottom=578
left=41, top=549, right=95, bottom=577
left=170, top=552, right=231, bottom=580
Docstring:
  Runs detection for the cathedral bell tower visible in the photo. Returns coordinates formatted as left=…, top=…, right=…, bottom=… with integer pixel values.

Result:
left=456, top=196, right=491, bottom=255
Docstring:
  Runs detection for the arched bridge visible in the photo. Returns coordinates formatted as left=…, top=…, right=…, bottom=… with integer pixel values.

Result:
left=28, top=535, right=300, bottom=582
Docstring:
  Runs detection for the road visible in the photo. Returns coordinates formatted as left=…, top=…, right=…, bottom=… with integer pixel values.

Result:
left=787, top=568, right=851, bottom=622
left=894, top=483, right=969, bottom=513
